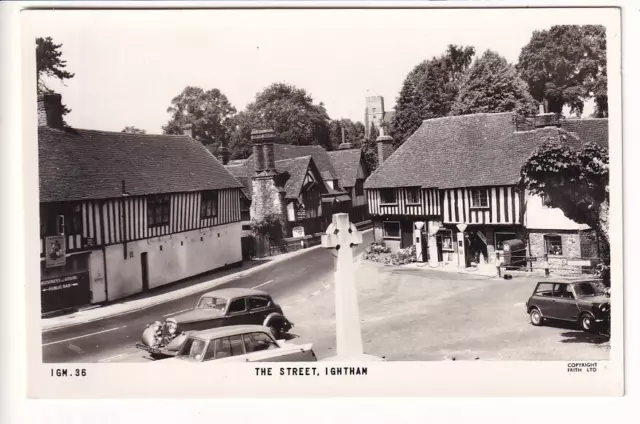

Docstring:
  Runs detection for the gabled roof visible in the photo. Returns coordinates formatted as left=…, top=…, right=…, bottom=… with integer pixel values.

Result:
left=364, top=112, right=582, bottom=190
left=327, top=149, right=365, bottom=188
left=245, top=144, right=339, bottom=182
left=39, top=127, right=242, bottom=203
left=561, top=118, right=609, bottom=149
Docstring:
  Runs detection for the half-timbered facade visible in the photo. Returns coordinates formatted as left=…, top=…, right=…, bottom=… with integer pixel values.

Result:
left=38, top=94, right=243, bottom=314
left=364, top=112, right=608, bottom=267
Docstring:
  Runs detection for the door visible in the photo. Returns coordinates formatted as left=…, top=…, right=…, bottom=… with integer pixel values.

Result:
left=225, top=297, right=250, bottom=326
left=548, top=283, right=580, bottom=321
left=436, top=235, right=443, bottom=262
left=531, top=282, right=555, bottom=317
left=140, top=252, right=149, bottom=291
left=247, top=296, right=272, bottom=325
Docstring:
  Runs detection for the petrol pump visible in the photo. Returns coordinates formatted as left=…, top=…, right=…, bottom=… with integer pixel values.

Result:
left=414, top=222, right=426, bottom=262
left=456, top=224, right=468, bottom=268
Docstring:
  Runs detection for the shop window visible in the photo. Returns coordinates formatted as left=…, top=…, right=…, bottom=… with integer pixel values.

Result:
left=440, top=229, right=454, bottom=251
left=471, top=188, right=488, bottom=208
left=382, top=221, right=401, bottom=239
left=495, top=232, right=516, bottom=251
left=148, top=195, right=170, bottom=227
left=380, top=188, right=397, bottom=204
left=544, top=234, right=563, bottom=256
left=200, top=191, right=218, bottom=219
left=406, top=188, right=421, bottom=204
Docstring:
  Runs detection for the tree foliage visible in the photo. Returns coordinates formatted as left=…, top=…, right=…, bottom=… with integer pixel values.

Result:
left=390, top=45, right=475, bottom=144
left=451, top=50, right=538, bottom=116
left=162, top=86, right=237, bottom=155
left=520, top=139, right=610, bottom=283
left=229, top=83, right=331, bottom=159
left=361, top=122, right=380, bottom=172
left=121, top=126, right=146, bottom=134
left=36, top=37, right=74, bottom=119
left=329, top=119, right=366, bottom=149
left=517, top=25, right=607, bottom=117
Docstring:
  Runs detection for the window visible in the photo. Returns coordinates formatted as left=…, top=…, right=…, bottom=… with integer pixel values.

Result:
left=200, top=191, right=218, bottom=219
left=147, top=195, right=170, bottom=227
left=382, top=221, right=401, bottom=239
left=495, top=232, right=516, bottom=251
left=541, top=194, right=552, bottom=208
left=240, top=197, right=251, bottom=221
left=534, top=283, right=554, bottom=297
left=440, top=229, right=454, bottom=251
left=243, top=332, right=278, bottom=353
left=179, top=338, right=206, bottom=361
left=249, top=296, right=270, bottom=309
left=355, top=179, right=364, bottom=196
left=214, top=337, right=232, bottom=359
left=471, top=189, right=488, bottom=208
left=380, top=188, right=397, bottom=204
left=202, top=340, right=219, bottom=361
left=197, top=296, right=226, bottom=311
left=406, top=188, right=420, bottom=204
left=544, top=235, right=563, bottom=256
left=229, top=335, right=245, bottom=356
left=227, top=298, right=247, bottom=314
left=40, top=203, right=82, bottom=236
left=552, top=283, right=574, bottom=299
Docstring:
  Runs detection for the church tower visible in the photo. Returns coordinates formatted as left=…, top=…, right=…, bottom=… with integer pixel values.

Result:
left=364, top=96, right=385, bottom=138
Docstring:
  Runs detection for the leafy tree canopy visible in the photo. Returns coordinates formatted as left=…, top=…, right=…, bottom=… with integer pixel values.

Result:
left=390, top=45, right=475, bottom=144
left=229, top=83, right=331, bottom=158
left=517, top=25, right=607, bottom=117
left=329, top=119, right=366, bottom=149
left=36, top=36, right=74, bottom=119
left=121, top=126, right=146, bottom=134
left=162, top=86, right=237, bottom=155
left=360, top=122, right=380, bottom=172
left=451, top=50, right=538, bottom=116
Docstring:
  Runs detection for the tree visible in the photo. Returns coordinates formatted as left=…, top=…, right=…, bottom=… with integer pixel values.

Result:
left=390, top=45, right=475, bottom=145
left=360, top=122, right=379, bottom=172
left=451, top=50, right=538, bottom=116
left=517, top=25, right=607, bottom=117
left=520, top=139, right=609, bottom=284
left=229, top=83, right=331, bottom=159
left=121, top=126, right=146, bottom=134
left=36, top=37, right=74, bottom=119
left=329, top=119, right=366, bottom=149
left=162, top=86, right=237, bottom=155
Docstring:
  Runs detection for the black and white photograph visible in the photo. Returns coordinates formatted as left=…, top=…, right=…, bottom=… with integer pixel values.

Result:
left=17, top=2, right=623, bottom=398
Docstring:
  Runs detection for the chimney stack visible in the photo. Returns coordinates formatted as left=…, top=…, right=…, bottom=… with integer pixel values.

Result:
left=376, top=134, right=393, bottom=165
left=219, top=145, right=229, bottom=165
left=37, top=93, right=64, bottom=129
left=251, top=129, right=277, bottom=172
left=181, top=123, right=194, bottom=138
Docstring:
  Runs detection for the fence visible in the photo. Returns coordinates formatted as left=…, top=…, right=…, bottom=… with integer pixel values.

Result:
left=495, top=251, right=602, bottom=278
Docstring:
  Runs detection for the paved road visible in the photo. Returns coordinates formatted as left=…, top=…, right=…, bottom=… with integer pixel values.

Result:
left=42, top=231, right=373, bottom=363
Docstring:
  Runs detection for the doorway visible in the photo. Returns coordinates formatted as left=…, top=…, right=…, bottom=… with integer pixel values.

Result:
left=141, top=252, right=149, bottom=291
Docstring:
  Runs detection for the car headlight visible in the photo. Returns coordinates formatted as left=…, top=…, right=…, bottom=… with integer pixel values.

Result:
left=166, top=320, right=178, bottom=335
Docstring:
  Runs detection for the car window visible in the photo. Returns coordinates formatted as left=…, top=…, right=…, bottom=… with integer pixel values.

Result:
left=202, top=339, right=218, bottom=361
left=534, top=283, right=553, bottom=297
left=227, top=298, right=247, bottom=314
left=215, top=337, right=232, bottom=359
left=229, top=335, right=245, bottom=356
left=197, top=296, right=227, bottom=311
left=573, top=281, right=603, bottom=298
left=243, top=332, right=278, bottom=353
left=249, top=296, right=271, bottom=309
left=552, top=284, right=574, bottom=299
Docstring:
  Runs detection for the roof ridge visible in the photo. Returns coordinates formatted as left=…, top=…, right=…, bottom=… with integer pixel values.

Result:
left=421, top=111, right=514, bottom=123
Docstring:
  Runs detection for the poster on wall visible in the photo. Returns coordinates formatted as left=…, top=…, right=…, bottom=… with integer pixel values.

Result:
left=292, top=226, right=306, bottom=238
left=45, top=235, right=66, bottom=268
left=296, top=203, right=306, bottom=221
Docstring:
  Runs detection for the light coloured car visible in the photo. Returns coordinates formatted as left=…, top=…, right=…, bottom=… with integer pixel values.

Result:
left=160, top=325, right=317, bottom=363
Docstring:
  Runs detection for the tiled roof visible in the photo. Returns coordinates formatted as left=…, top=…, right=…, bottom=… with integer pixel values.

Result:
left=561, top=118, right=609, bottom=149
left=246, top=144, right=339, bottom=181
left=364, top=112, right=575, bottom=190
left=327, top=149, right=363, bottom=188
left=39, top=127, right=242, bottom=203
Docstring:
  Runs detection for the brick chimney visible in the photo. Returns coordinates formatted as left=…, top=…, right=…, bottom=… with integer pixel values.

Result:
left=251, top=129, right=277, bottom=172
left=37, top=93, right=64, bottom=129
left=376, top=134, right=393, bottom=165
left=219, top=145, right=229, bottom=165
left=181, top=123, right=194, bottom=138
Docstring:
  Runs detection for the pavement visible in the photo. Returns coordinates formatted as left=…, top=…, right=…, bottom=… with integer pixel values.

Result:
left=41, top=230, right=373, bottom=363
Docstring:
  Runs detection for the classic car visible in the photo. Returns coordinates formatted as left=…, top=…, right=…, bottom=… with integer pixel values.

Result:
left=159, top=325, right=316, bottom=363
left=136, top=288, right=293, bottom=358
left=526, top=278, right=610, bottom=332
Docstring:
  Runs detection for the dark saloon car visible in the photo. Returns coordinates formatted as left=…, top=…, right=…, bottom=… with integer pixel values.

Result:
left=136, top=288, right=293, bottom=358
left=526, top=279, right=610, bottom=332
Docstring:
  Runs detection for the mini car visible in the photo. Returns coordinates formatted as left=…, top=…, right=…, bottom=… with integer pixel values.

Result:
left=161, top=325, right=316, bottom=363
left=525, top=278, right=610, bottom=332
left=136, top=288, right=293, bottom=358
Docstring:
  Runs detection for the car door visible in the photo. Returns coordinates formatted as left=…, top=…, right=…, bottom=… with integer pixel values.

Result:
left=225, top=297, right=250, bottom=326
left=530, top=282, right=554, bottom=317
left=548, top=283, right=580, bottom=321
left=247, top=296, right=272, bottom=325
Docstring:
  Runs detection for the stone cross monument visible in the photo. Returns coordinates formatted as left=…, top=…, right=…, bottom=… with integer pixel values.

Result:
left=322, top=213, right=383, bottom=361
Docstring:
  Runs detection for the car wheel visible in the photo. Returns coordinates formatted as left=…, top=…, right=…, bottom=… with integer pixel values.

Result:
left=269, top=324, right=282, bottom=339
left=580, top=313, right=594, bottom=332
left=529, top=308, right=543, bottom=326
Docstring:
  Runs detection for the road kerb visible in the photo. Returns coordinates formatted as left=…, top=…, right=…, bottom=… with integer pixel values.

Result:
left=41, top=244, right=323, bottom=333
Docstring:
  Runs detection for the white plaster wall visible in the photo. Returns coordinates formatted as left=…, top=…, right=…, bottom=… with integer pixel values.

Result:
left=287, top=202, right=295, bottom=222
left=524, top=193, right=590, bottom=231
left=89, top=250, right=107, bottom=303
left=105, top=222, right=242, bottom=301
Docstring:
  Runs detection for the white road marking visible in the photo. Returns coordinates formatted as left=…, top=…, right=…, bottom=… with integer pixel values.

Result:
left=325, top=284, right=331, bottom=290
left=311, top=290, right=321, bottom=297
left=67, top=343, right=85, bottom=355
left=42, top=326, right=126, bottom=347
left=514, top=302, right=525, bottom=307
left=99, top=353, right=131, bottom=363
left=163, top=308, right=191, bottom=317
left=252, top=280, right=274, bottom=289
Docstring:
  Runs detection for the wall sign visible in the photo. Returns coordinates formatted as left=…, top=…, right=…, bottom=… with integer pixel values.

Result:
left=45, top=235, right=66, bottom=268
left=41, top=271, right=91, bottom=314
left=292, top=226, right=306, bottom=238
left=296, top=203, right=306, bottom=221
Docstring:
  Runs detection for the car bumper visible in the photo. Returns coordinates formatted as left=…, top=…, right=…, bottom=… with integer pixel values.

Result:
left=135, top=342, right=177, bottom=358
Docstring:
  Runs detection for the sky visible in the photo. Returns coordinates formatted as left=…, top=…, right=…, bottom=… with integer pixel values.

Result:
left=26, top=7, right=613, bottom=134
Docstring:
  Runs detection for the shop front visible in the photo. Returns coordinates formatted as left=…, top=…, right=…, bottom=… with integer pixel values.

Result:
left=40, top=251, right=92, bottom=314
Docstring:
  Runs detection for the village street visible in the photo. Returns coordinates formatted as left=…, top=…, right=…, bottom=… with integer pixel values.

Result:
left=69, top=246, right=610, bottom=364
